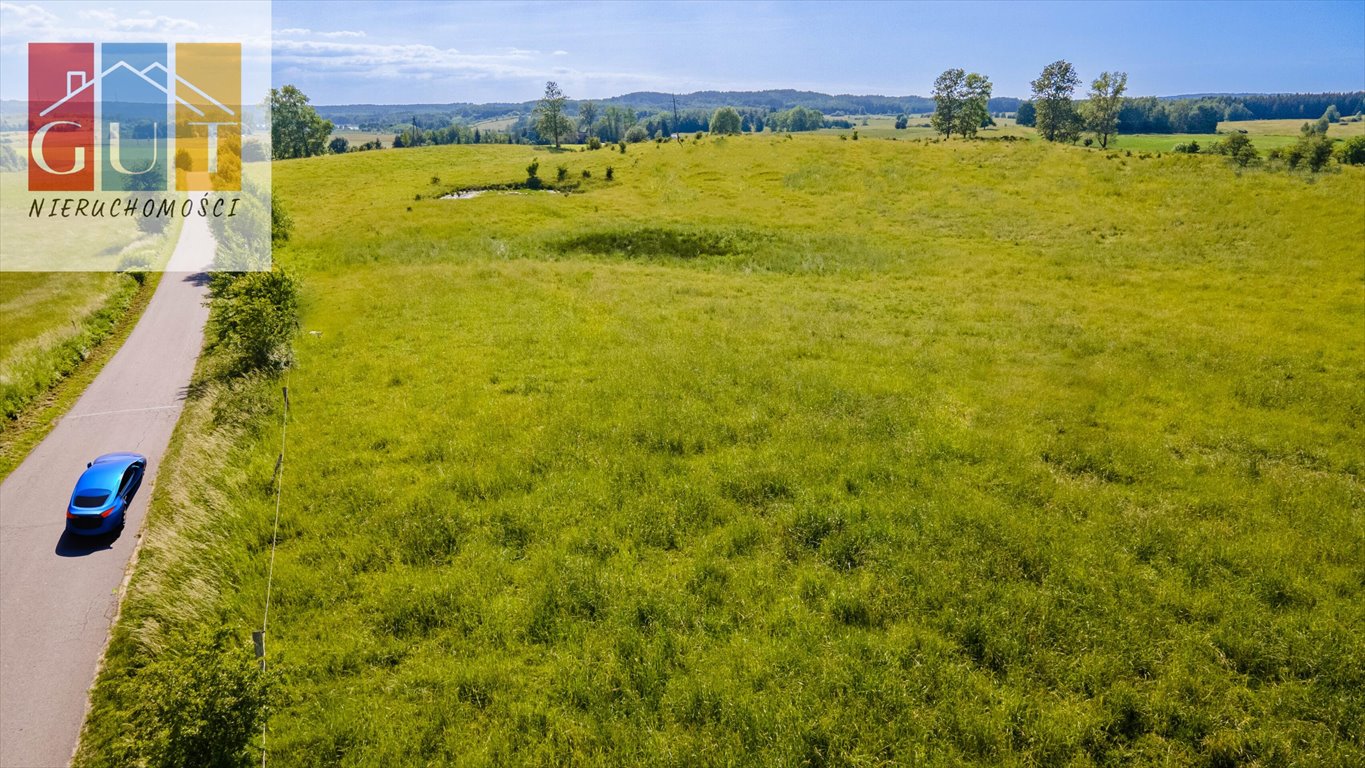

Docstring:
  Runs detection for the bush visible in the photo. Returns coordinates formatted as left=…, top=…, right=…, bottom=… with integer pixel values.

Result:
left=1337, top=135, right=1365, bottom=165
left=1220, top=133, right=1257, bottom=167
left=556, top=164, right=568, bottom=182
left=328, top=136, right=349, bottom=154
left=624, top=125, right=648, bottom=143
left=581, top=169, right=591, bottom=179
left=526, top=159, right=541, bottom=189
left=1172, top=141, right=1200, bottom=154
left=587, top=136, right=602, bottom=150
left=271, top=198, right=292, bottom=243
left=207, top=269, right=300, bottom=375
left=618, top=141, right=626, bottom=154
left=136, top=211, right=169, bottom=236
left=605, top=166, right=614, bottom=181
left=109, top=628, right=271, bottom=768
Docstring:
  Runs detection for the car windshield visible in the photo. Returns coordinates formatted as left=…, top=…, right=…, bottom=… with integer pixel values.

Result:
left=73, top=491, right=110, bottom=508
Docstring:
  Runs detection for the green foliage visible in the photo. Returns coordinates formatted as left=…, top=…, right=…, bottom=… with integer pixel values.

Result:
left=270, top=85, right=333, bottom=160
left=1085, top=71, right=1128, bottom=149
left=894, top=114, right=908, bottom=130
left=328, top=136, right=349, bottom=154
left=556, top=164, right=569, bottom=182
left=709, top=106, right=742, bottom=135
left=1219, top=132, right=1259, bottom=167
left=587, top=136, right=602, bottom=151
left=1338, top=135, right=1365, bottom=165
left=1032, top=60, right=1082, bottom=142
left=605, top=165, right=614, bottom=181
left=206, top=270, right=300, bottom=376
left=136, top=210, right=169, bottom=237
left=1172, top=141, right=1200, bottom=154
left=95, top=629, right=269, bottom=768
left=534, top=81, right=573, bottom=148
left=1285, top=132, right=1335, bottom=172
left=624, top=125, right=649, bottom=143
left=1323, top=104, right=1340, bottom=123
left=770, top=106, right=824, bottom=132
left=1016, top=100, right=1036, bottom=127
left=934, top=70, right=993, bottom=140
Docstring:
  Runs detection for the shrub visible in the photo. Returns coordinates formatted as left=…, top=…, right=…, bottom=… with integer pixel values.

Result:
left=1220, top=133, right=1257, bottom=167
left=207, top=269, right=301, bottom=375
left=581, top=169, right=591, bottom=179
left=587, top=136, right=602, bottom=150
left=556, top=164, right=568, bottom=182
left=136, top=211, right=169, bottom=236
left=271, top=198, right=292, bottom=243
left=109, top=628, right=271, bottom=768
left=605, top=166, right=614, bottom=181
left=624, top=125, right=648, bottom=143
left=1083, top=137, right=1093, bottom=147
left=328, top=136, right=349, bottom=154
left=174, top=149, right=193, bottom=172
left=526, top=159, right=541, bottom=188
left=1337, top=135, right=1365, bottom=165
left=1172, top=141, right=1200, bottom=154
left=618, top=141, right=626, bottom=154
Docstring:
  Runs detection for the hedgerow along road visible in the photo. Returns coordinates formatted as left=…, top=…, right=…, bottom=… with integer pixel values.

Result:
left=0, top=199, right=214, bottom=768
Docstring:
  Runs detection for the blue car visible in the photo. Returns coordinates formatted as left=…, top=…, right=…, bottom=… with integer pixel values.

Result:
left=65, top=452, right=146, bottom=536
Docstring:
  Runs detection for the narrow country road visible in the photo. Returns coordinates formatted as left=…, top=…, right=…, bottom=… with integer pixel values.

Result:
left=0, top=202, right=214, bottom=768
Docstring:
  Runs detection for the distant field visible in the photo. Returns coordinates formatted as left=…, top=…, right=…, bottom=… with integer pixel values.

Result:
left=473, top=115, right=520, bottom=131
left=81, top=134, right=1364, bottom=766
left=1218, top=118, right=1365, bottom=137
left=330, top=130, right=391, bottom=149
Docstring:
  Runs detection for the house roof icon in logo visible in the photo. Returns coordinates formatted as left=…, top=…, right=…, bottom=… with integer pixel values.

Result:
left=39, top=59, right=235, bottom=119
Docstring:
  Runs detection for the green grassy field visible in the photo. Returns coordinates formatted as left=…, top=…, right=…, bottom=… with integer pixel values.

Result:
left=80, top=135, right=1364, bottom=766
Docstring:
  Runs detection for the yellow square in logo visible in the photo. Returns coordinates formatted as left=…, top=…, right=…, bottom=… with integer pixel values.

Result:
left=175, top=43, right=241, bottom=191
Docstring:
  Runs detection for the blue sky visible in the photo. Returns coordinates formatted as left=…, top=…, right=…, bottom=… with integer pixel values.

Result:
left=270, top=0, right=1365, bottom=104
left=1, top=1, right=1361, bottom=106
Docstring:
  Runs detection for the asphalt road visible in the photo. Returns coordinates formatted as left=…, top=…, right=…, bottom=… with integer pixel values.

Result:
left=0, top=206, right=214, bottom=767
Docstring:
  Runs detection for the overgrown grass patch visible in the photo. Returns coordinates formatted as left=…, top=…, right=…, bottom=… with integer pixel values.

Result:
left=85, top=134, right=1365, bottom=765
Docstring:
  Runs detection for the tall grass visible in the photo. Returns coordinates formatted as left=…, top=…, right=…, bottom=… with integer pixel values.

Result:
left=82, top=135, right=1364, bottom=765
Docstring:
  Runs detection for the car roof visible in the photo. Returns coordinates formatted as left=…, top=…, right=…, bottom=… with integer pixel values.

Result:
left=74, top=453, right=145, bottom=493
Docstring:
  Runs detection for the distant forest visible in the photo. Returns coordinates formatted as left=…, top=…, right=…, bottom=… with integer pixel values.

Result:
left=313, top=89, right=1365, bottom=141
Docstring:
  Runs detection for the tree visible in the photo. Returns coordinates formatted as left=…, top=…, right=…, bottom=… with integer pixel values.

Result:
left=709, top=106, right=742, bottom=135
left=328, top=136, right=349, bottom=154
left=270, top=85, right=332, bottom=160
left=1323, top=104, right=1341, bottom=123
left=930, top=68, right=966, bottom=139
left=958, top=73, right=991, bottom=139
left=1084, top=71, right=1127, bottom=149
left=894, top=114, right=908, bottom=129
left=1016, top=101, right=1036, bottom=127
left=578, top=101, right=598, bottom=133
left=534, top=81, right=572, bottom=148
left=1031, top=60, right=1082, bottom=142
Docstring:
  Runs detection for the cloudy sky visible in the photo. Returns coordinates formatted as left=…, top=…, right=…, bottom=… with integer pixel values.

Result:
left=271, top=0, right=1364, bottom=104
left=3, top=1, right=1363, bottom=106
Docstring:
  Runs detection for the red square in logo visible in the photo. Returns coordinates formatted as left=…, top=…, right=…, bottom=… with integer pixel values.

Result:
left=29, top=43, right=95, bottom=192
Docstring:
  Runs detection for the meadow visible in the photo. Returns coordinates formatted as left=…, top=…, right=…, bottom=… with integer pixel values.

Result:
left=79, top=134, right=1363, bottom=766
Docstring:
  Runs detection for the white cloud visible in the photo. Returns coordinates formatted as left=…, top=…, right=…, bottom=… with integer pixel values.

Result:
left=277, top=27, right=366, bottom=39
left=552, top=50, right=569, bottom=56
left=0, top=2, right=59, bottom=31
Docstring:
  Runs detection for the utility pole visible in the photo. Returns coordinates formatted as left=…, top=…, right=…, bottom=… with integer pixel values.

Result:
left=672, top=93, right=681, bottom=141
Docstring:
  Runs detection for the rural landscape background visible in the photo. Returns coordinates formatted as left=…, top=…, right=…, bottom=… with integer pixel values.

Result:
left=1, top=1, right=1362, bottom=766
